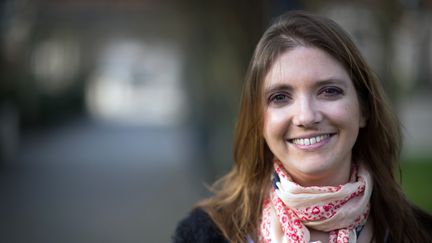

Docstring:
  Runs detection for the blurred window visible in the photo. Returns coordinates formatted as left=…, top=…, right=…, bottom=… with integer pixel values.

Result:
left=85, top=39, right=187, bottom=126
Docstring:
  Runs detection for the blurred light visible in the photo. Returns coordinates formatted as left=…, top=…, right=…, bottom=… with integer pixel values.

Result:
left=30, top=37, right=80, bottom=94
left=85, top=39, right=187, bottom=126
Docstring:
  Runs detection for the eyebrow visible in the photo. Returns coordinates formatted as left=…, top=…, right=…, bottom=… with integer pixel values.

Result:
left=263, top=78, right=348, bottom=97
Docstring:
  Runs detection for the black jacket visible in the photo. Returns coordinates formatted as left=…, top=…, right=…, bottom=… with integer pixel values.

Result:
left=173, top=208, right=228, bottom=243
left=173, top=207, right=432, bottom=243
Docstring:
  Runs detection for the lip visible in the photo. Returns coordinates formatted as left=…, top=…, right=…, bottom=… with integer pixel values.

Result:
left=287, top=133, right=335, bottom=151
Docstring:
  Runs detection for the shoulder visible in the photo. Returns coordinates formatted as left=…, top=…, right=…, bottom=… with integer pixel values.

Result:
left=413, top=206, right=432, bottom=234
left=172, top=207, right=229, bottom=243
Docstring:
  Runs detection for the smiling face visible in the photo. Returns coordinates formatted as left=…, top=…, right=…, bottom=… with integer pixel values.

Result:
left=263, top=46, right=366, bottom=186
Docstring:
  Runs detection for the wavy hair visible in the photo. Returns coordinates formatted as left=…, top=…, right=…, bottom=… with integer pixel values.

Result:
left=199, top=11, right=430, bottom=242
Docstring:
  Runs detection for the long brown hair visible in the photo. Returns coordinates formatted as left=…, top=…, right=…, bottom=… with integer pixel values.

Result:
left=199, top=11, right=430, bottom=242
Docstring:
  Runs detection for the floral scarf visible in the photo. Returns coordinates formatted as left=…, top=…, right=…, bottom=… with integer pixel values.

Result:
left=259, top=160, right=373, bottom=243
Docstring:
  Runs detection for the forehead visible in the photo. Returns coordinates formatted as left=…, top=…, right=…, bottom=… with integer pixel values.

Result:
left=264, top=46, right=351, bottom=89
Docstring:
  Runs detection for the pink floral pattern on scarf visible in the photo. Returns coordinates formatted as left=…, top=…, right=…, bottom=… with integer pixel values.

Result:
left=259, top=160, right=373, bottom=243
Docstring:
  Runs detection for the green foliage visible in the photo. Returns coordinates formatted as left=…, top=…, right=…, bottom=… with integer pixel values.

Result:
left=400, top=158, right=432, bottom=213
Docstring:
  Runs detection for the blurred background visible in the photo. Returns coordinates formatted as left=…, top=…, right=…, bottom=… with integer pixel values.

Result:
left=0, top=0, right=431, bottom=242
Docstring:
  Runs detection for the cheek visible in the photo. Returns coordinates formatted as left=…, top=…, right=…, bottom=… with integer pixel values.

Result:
left=331, top=102, right=363, bottom=129
left=262, top=111, right=273, bottom=141
left=263, top=109, right=289, bottom=139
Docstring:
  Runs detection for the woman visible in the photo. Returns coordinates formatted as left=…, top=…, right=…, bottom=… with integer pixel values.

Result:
left=173, top=11, right=432, bottom=242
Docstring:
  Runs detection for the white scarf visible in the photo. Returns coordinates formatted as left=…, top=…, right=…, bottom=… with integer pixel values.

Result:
left=259, top=160, right=373, bottom=243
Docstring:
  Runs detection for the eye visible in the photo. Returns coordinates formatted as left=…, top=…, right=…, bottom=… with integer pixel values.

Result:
left=268, top=92, right=291, bottom=105
left=319, top=87, right=344, bottom=98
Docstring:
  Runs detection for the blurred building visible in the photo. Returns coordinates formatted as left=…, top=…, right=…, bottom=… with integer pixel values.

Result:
left=0, top=0, right=431, bottom=242
left=0, top=1, right=270, bottom=242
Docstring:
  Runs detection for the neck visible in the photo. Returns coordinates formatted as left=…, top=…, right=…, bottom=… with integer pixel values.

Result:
left=308, top=228, right=329, bottom=242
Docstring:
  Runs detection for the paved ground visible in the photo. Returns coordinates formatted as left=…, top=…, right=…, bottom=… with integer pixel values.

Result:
left=0, top=117, right=208, bottom=243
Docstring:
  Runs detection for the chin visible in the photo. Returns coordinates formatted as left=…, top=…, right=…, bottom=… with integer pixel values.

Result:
left=287, top=159, right=337, bottom=175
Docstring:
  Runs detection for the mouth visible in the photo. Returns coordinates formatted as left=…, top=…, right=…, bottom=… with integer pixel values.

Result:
left=288, top=133, right=335, bottom=146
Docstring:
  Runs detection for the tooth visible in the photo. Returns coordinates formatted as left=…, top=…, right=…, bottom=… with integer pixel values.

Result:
left=293, top=134, right=332, bottom=146
left=310, top=137, right=316, bottom=144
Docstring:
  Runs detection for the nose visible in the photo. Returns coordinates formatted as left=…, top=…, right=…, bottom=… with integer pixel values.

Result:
left=292, top=96, right=322, bottom=127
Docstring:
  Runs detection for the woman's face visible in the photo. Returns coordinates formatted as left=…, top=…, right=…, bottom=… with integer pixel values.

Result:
left=262, top=46, right=366, bottom=186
